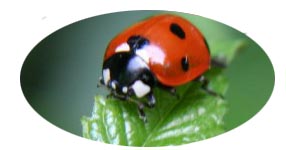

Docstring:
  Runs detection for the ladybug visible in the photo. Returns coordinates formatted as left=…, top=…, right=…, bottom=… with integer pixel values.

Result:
left=99, top=14, right=221, bottom=122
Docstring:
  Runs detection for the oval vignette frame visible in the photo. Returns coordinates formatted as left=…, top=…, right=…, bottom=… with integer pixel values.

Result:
left=20, top=10, right=275, bottom=146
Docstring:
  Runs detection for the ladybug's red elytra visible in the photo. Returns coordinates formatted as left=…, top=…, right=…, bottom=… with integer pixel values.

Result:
left=99, top=14, right=221, bottom=122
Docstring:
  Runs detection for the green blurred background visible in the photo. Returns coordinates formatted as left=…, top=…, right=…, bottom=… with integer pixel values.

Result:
left=20, top=11, right=274, bottom=136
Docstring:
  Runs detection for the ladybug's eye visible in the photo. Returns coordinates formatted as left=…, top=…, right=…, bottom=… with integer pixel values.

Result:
left=170, top=23, right=185, bottom=39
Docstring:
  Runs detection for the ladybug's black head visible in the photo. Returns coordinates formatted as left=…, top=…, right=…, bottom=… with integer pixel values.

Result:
left=100, top=52, right=155, bottom=98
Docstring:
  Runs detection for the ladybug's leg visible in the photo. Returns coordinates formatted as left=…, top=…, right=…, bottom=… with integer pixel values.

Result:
left=146, top=91, right=156, bottom=108
left=166, top=87, right=179, bottom=99
left=107, top=90, right=127, bottom=100
left=97, top=77, right=104, bottom=87
left=167, top=87, right=177, bottom=96
left=211, top=58, right=227, bottom=68
left=126, top=97, right=147, bottom=122
left=196, top=76, right=223, bottom=98
left=108, top=89, right=148, bottom=122
left=137, top=102, right=147, bottom=122
left=157, top=83, right=178, bottom=97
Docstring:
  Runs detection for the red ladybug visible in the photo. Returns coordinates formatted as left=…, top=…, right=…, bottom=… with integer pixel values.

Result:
left=100, top=14, right=218, bottom=122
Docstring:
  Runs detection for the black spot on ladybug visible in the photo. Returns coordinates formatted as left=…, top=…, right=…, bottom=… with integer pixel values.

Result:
left=181, top=56, right=189, bottom=71
left=170, top=23, right=185, bottom=39
left=127, top=35, right=150, bottom=51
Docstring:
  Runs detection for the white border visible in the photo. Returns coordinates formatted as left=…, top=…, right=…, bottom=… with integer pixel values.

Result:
left=1, top=0, right=286, bottom=149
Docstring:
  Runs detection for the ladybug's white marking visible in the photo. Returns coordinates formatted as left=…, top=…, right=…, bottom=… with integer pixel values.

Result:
left=137, top=45, right=165, bottom=65
left=131, top=80, right=150, bottom=98
left=136, top=49, right=150, bottom=64
left=111, top=81, right=116, bottom=89
left=103, top=68, right=110, bottom=85
left=128, top=55, right=149, bottom=70
left=122, top=86, right=128, bottom=93
left=115, top=42, right=130, bottom=53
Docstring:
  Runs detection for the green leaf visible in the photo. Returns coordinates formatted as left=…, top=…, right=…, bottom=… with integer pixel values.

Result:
left=81, top=14, right=248, bottom=146
left=81, top=68, right=228, bottom=146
